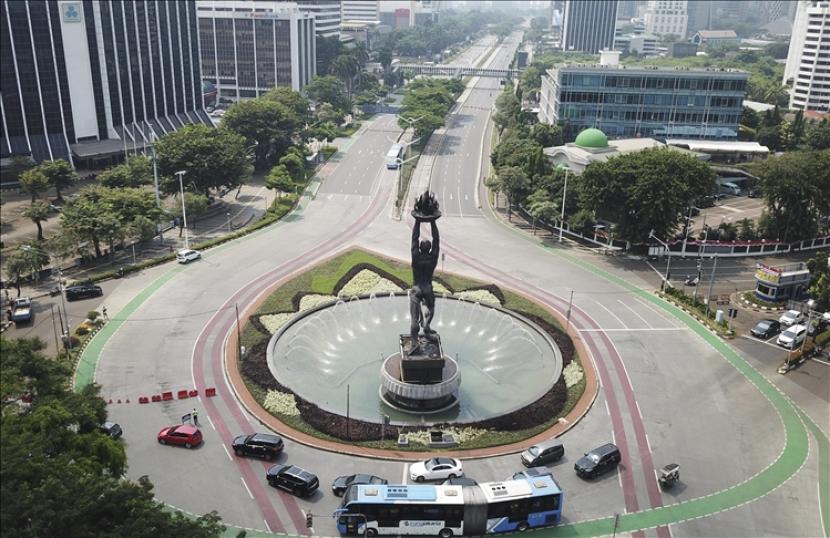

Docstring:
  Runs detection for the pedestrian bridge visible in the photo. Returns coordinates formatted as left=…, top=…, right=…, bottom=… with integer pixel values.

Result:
left=396, top=63, right=522, bottom=78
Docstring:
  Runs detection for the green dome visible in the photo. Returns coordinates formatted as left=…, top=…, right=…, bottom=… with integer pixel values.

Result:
left=574, top=128, right=609, bottom=149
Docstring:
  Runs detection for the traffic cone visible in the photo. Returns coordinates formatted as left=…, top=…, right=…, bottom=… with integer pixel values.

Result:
left=108, top=399, right=113, bottom=404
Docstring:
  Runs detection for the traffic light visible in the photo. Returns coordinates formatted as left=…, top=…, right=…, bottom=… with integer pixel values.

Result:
left=306, top=513, right=313, bottom=529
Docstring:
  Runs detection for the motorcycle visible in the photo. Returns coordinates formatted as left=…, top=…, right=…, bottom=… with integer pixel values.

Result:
left=658, top=463, right=680, bottom=488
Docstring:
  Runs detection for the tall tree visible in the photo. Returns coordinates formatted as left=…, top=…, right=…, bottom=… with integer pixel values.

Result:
left=578, top=148, right=716, bottom=243
left=18, top=168, right=50, bottom=203
left=752, top=150, right=830, bottom=241
left=329, top=54, right=359, bottom=102
left=22, top=201, right=51, bottom=241
left=0, top=337, right=225, bottom=537
left=304, top=75, right=349, bottom=113
left=38, top=159, right=77, bottom=201
left=262, top=86, right=310, bottom=125
left=97, top=155, right=153, bottom=188
left=806, top=119, right=830, bottom=150
left=222, top=99, right=297, bottom=167
left=265, top=165, right=295, bottom=197
left=155, top=124, right=252, bottom=196
left=4, top=247, right=50, bottom=296
left=806, top=252, right=830, bottom=311
left=496, top=166, right=530, bottom=220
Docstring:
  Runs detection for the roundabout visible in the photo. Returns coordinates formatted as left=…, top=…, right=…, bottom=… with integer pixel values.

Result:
left=79, top=36, right=827, bottom=538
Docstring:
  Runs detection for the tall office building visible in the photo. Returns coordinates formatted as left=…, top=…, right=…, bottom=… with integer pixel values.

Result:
left=295, top=0, right=340, bottom=38
left=644, top=0, right=688, bottom=36
left=342, top=0, right=379, bottom=23
left=198, top=1, right=315, bottom=100
left=562, top=0, right=618, bottom=53
left=1, top=0, right=208, bottom=167
left=784, top=1, right=830, bottom=112
left=686, top=0, right=713, bottom=35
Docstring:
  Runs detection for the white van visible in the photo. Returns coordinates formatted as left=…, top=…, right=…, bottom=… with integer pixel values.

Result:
left=719, top=182, right=741, bottom=196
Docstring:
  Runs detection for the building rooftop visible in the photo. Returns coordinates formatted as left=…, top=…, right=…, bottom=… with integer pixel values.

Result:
left=694, top=30, right=738, bottom=39
left=543, top=136, right=689, bottom=171
left=549, top=64, right=746, bottom=75
left=665, top=139, right=769, bottom=154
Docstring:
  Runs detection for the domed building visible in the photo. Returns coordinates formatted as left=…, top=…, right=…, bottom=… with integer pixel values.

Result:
left=542, top=127, right=682, bottom=174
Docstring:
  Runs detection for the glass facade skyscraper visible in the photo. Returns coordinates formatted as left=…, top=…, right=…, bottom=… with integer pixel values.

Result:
left=562, top=0, right=618, bottom=53
left=539, top=64, right=748, bottom=140
left=1, top=0, right=210, bottom=166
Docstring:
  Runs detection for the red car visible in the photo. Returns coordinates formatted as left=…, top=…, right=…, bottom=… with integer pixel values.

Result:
left=157, top=424, right=203, bottom=448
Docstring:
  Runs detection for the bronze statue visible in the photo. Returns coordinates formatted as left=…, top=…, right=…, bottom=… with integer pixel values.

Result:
left=409, top=191, right=441, bottom=355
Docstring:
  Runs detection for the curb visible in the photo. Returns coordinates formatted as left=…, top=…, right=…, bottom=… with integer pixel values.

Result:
left=741, top=297, right=786, bottom=312
left=224, top=249, right=600, bottom=462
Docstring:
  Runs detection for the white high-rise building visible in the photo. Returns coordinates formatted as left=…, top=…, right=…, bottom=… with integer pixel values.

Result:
left=342, top=0, right=379, bottom=23
left=295, top=0, right=341, bottom=38
left=644, top=0, right=688, bottom=37
left=784, top=1, right=830, bottom=112
left=197, top=1, right=316, bottom=99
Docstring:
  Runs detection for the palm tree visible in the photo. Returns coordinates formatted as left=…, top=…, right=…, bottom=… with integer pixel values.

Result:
left=329, top=54, right=359, bottom=103
left=22, top=201, right=51, bottom=241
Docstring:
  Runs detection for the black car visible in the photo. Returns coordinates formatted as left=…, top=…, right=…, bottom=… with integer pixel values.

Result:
left=332, top=474, right=388, bottom=496
left=65, top=283, right=103, bottom=301
left=232, top=432, right=283, bottom=460
left=512, top=466, right=553, bottom=481
left=442, top=476, right=478, bottom=486
left=574, top=443, right=621, bottom=479
left=100, top=421, right=122, bottom=439
left=266, top=464, right=319, bottom=497
left=520, top=439, right=564, bottom=467
left=751, top=319, right=781, bottom=339
left=807, top=318, right=829, bottom=337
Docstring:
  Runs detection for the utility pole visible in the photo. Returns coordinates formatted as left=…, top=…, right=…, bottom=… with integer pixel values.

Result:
left=705, top=256, right=718, bottom=318
left=50, top=304, right=60, bottom=352
left=235, top=303, right=243, bottom=360
left=346, top=384, right=351, bottom=440
left=151, top=133, right=163, bottom=242
left=692, top=258, right=703, bottom=303
left=176, top=170, right=189, bottom=250
left=566, top=290, right=574, bottom=331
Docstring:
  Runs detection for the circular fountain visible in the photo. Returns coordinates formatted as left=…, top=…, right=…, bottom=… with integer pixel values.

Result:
left=267, top=293, right=563, bottom=425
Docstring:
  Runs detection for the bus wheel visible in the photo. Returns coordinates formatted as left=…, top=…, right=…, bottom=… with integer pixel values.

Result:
left=518, top=522, right=529, bottom=532
left=439, top=529, right=453, bottom=538
left=367, top=529, right=378, bottom=537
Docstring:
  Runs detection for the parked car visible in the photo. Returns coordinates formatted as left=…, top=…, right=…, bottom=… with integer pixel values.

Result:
left=157, top=424, right=202, bottom=448
left=9, top=297, right=33, bottom=323
left=719, top=182, right=741, bottom=196
left=409, top=457, right=463, bottom=482
left=779, top=310, right=804, bottom=327
left=65, top=283, right=103, bottom=301
left=750, top=319, right=781, bottom=339
left=231, top=432, right=283, bottom=460
left=331, top=474, right=388, bottom=496
left=748, top=187, right=762, bottom=198
left=521, top=439, right=565, bottom=467
left=808, top=318, right=830, bottom=337
left=176, top=249, right=201, bottom=264
left=442, top=476, right=478, bottom=486
left=684, top=275, right=700, bottom=286
left=777, top=324, right=807, bottom=349
left=266, top=464, right=319, bottom=497
left=512, top=466, right=554, bottom=481
left=574, top=443, right=621, bottom=479
left=100, top=421, right=122, bottom=439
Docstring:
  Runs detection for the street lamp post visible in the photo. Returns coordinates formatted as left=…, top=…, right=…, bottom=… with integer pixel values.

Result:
left=800, top=299, right=816, bottom=356
left=649, top=231, right=672, bottom=291
left=681, top=206, right=702, bottom=257
left=150, top=133, right=163, bottom=242
left=176, top=170, right=189, bottom=250
left=556, top=164, right=570, bottom=243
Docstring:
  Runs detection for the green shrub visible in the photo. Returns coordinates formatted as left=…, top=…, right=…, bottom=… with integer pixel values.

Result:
left=86, top=311, right=99, bottom=322
left=75, top=326, right=90, bottom=336
left=816, top=329, right=830, bottom=347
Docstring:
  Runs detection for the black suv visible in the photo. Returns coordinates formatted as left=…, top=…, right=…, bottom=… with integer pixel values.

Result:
left=574, top=443, right=621, bottom=478
left=65, top=284, right=103, bottom=301
left=266, top=464, right=319, bottom=497
left=100, top=421, right=122, bottom=439
left=521, top=439, right=564, bottom=467
left=232, top=432, right=283, bottom=459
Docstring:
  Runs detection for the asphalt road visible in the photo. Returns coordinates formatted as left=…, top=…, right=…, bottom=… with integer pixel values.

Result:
left=86, top=35, right=827, bottom=538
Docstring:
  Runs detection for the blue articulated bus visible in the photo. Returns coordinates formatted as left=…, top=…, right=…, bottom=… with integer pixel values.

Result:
left=334, top=476, right=563, bottom=537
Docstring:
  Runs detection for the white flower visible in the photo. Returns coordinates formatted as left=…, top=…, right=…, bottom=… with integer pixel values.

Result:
left=260, top=313, right=295, bottom=334
left=455, top=289, right=501, bottom=306
left=339, top=269, right=403, bottom=297
left=299, top=294, right=337, bottom=312
left=563, top=360, right=584, bottom=388
left=402, top=426, right=486, bottom=446
left=432, top=281, right=451, bottom=295
left=263, top=390, right=300, bottom=416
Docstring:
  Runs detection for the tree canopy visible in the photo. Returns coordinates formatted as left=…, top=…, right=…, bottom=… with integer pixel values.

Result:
left=304, top=75, right=349, bottom=114
left=37, top=159, right=77, bottom=200
left=578, top=148, right=716, bottom=243
left=155, top=124, right=252, bottom=196
left=751, top=150, right=830, bottom=241
left=97, top=155, right=153, bottom=188
left=222, top=98, right=298, bottom=168
left=398, top=78, right=463, bottom=138
left=0, top=337, right=225, bottom=537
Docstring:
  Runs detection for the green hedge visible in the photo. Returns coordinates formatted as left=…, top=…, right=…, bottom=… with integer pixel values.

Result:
left=662, top=287, right=732, bottom=335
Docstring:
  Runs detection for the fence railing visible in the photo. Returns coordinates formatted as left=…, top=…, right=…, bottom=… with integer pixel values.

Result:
left=516, top=206, right=627, bottom=251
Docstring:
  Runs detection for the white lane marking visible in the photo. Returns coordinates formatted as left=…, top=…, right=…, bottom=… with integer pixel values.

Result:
left=465, top=194, right=469, bottom=201
left=632, top=296, right=682, bottom=328
left=593, top=299, right=630, bottom=330
left=810, top=357, right=830, bottom=367
left=739, top=334, right=786, bottom=350
left=206, top=413, right=216, bottom=431
left=617, top=300, right=654, bottom=329
left=222, top=443, right=233, bottom=462
left=240, top=477, right=254, bottom=499
left=449, top=192, right=454, bottom=200
left=344, top=195, right=349, bottom=201
left=402, top=463, right=409, bottom=484
left=605, top=399, right=610, bottom=416
left=719, top=205, right=743, bottom=213
left=264, top=519, right=272, bottom=533
left=645, top=434, right=653, bottom=454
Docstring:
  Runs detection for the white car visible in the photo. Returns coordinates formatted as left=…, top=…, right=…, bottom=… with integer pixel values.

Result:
left=409, top=457, right=463, bottom=482
left=778, top=310, right=804, bottom=327
left=777, top=324, right=806, bottom=349
left=176, top=249, right=201, bottom=264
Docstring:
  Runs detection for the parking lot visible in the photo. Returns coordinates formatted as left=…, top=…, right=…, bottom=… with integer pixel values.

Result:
left=689, top=194, right=767, bottom=234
